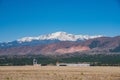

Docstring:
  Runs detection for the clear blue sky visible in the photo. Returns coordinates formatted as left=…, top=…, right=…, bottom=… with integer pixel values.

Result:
left=0, top=0, right=120, bottom=42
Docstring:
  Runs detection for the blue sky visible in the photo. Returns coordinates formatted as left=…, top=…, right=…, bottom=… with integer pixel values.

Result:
left=0, top=0, right=120, bottom=42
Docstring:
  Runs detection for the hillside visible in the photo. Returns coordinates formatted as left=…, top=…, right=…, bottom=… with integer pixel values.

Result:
left=0, top=36, right=120, bottom=55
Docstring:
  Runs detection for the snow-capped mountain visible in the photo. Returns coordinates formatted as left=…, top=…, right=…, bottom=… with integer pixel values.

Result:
left=0, top=32, right=103, bottom=48
left=1, top=36, right=120, bottom=55
left=17, top=31, right=103, bottom=42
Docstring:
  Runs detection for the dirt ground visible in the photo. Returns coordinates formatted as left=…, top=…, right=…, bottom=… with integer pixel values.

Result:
left=0, top=66, right=120, bottom=80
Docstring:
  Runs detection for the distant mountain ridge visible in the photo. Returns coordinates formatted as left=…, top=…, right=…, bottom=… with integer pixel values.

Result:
left=17, top=31, right=102, bottom=42
left=0, top=34, right=120, bottom=55
left=0, top=32, right=102, bottom=48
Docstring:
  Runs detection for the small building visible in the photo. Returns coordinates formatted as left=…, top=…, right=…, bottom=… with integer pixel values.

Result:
left=33, top=59, right=41, bottom=66
left=56, top=63, right=90, bottom=67
left=33, top=59, right=37, bottom=65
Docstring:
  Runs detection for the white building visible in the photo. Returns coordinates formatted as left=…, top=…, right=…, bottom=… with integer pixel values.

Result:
left=33, top=59, right=41, bottom=66
left=56, top=63, right=90, bottom=67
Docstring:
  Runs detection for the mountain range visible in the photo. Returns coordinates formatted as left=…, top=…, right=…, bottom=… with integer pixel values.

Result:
left=0, top=32, right=102, bottom=48
left=0, top=32, right=120, bottom=56
left=17, top=32, right=102, bottom=42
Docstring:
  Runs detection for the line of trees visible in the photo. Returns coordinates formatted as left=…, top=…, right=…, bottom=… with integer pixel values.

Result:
left=0, top=53, right=120, bottom=66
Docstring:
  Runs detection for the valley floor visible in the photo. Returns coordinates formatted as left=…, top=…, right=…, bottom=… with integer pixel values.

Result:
left=0, top=66, right=120, bottom=80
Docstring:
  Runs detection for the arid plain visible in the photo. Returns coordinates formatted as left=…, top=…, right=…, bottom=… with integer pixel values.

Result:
left=0, top=66, right=120, bottom=80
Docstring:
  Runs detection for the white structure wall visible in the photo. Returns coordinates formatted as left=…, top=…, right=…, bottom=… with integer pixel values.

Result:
left=57, top=63, right=90, bottom=67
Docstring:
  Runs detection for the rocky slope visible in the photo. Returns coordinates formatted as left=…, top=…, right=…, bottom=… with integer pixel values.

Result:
left=0, top=36, right=120, bottom=55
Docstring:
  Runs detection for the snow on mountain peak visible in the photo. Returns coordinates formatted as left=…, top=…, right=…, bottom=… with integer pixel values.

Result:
left=17, top=31, right=103, bottom=42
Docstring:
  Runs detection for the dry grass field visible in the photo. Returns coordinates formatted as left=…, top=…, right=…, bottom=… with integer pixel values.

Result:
left=0, top=66, right=120, bottom=80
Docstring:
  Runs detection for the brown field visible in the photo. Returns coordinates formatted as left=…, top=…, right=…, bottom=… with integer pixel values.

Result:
left=0, top=66, right=120, bottom=80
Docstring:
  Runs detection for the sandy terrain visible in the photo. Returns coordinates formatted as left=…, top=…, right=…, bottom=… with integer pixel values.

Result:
left=0, top=66, right=120, bottom=80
